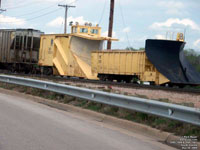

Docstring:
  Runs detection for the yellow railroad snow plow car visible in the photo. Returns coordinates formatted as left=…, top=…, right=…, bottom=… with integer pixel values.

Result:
left=92, top=33, right=200, bottom=86
left=91, top=50, right=169, bottom=85
left=38, top=24, right=117, bottom=79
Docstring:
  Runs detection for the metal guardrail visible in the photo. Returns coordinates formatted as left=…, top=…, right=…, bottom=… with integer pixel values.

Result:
left=0, top=75, right=200, bottom=126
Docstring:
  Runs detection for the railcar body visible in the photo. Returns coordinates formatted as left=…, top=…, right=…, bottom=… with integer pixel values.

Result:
left=145, top=39, right=200, bottom=85
left=91, top=50, right=169, bottom=85
left=0, top=26, right=199, bottom=86
left=38, top=24, right=117, bottom=78
left=0, top=29, right=43, bottom=72
left=92, top=34, right=200, bottom=86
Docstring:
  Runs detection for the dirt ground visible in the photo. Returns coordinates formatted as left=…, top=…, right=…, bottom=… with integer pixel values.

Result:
left=62, top=81, right=200, bottom=108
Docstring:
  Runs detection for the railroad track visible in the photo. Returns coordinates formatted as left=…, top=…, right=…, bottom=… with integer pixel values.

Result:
left=0, top=69, right=199, bottom=95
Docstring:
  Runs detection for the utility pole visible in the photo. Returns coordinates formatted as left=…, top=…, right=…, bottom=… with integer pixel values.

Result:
left=58, top=4, right=75, bottom=34
left=0, top=0, right=6, bottom=14
left=107, top=0, right=115, bottom=50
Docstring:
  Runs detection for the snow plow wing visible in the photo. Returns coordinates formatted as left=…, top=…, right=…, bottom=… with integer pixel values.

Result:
left=145, top=39, right=200, bottom=85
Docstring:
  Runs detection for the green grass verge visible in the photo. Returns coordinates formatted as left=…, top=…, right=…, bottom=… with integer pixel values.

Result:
left=0, top=82, right=199, bottom=141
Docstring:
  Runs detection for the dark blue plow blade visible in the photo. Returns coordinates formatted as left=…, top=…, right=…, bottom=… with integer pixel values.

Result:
left=145, top=39, right=200, bottom=85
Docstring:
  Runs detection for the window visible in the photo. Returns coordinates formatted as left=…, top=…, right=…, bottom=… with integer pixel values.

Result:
left=80, top=28, right=88, bottom=33
left=91, top=29, right=98, bottom=34
left=72, top=27, right=77, bottom=33
left=51, top=39, right=53, bottom=46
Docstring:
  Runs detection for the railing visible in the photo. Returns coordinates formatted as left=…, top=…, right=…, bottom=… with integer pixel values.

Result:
left=0, top=75, right=199, bottom=126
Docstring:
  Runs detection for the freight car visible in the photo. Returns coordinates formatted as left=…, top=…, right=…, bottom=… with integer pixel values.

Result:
left=1, top=25, right=200, bottom=86
left=91, top=50, right=169, bottom=85
left=91, top=34, right=200, bottom=86
left=38, top=24, right=117, bottom=78
left=0, top=29, right=43, bottom=73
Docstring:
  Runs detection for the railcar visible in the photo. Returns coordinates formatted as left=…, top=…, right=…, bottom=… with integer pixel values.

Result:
left=38, top=24, right=117, bottom=77
left=0, top=29, right=43, bottom=73
left=92, top=33, right=200, bottom=86
left=91, top=50, right=169, bottom=85
left=0, top=25, right=199, bottom=86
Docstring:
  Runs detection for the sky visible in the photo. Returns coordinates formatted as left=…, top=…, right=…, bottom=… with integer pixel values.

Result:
left=0, top=0, right=200, bottom=52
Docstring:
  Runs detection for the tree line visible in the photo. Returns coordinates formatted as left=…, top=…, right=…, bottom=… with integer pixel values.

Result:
left=184, top=49, right=200, bottom=73
left=126, top=47, right=200, bottom=73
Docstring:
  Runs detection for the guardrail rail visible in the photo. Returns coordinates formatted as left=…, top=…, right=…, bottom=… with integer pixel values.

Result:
left=0, top=75, right=199, bottom=126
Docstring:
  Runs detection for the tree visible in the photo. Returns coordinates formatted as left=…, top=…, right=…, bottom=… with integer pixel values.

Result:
left=126, top=47, right=137, bottom=51
left=126, top=47, right=145, bottom=51
left=184, top=49, right=200, bottom=73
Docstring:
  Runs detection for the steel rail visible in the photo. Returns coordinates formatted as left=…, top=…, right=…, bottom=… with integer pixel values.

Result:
left=0, top=75, right=200, bottom=126
left=0, top=70, right=200, bottom=95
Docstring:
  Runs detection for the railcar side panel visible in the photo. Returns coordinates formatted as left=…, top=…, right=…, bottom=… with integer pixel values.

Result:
left=0, top=29, right=43, bottom=64
left=91, top=50, right=170, bottom=85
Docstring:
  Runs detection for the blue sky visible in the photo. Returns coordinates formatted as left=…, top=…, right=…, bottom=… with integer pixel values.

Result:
left=0, top=0, right=200, bottom=52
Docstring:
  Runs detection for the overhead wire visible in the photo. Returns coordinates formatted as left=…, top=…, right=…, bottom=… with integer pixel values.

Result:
left=3, top=0, right=74, bottom=12
left=0, top=8, right=62, bottom=24
left=98, top=0, right=107, bottom=25
left=4, top=1, right=41, bottom=10
left=2, top=0, right=28, bottom=7
left=68, top=0, right=79, bottom=5
left=2, top=0, right=27, bottom=8
left=59, top=21, right=64, bottom=33
left=0, top=0, right=78, bottom=24
left=8, top=0, right=66, bottom=17
left=118, top=0, right=132, bottom=48
left=56, top=0, right=78, bottom=33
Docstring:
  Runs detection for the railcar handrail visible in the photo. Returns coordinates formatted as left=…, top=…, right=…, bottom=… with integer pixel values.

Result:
left=0, top=75, right=199, bottom=126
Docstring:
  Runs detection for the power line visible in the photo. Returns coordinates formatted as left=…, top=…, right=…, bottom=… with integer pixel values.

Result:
left=68, top=0, right=79, bottom=5
left=0, top=0, right=79, bottom=24
left=0, top=0, right=6, bottom=14
left=3, top=0, right=77, bottom=10
left=26, top=8, right=62, bottom=21
left=0, top=8, right=62, bottom=24
left=59, top=21, right=64, bottom=33
left=118, top=0, right=131, bottom=48
left=2, top=0, right=28, bottom=7
left=0, top=8, right=6, bottom=14
left=98, top=0, right=107, bottom=25
left=4, top=1, right=40, bottom=10
left=8, top=0, right=66, bottom=18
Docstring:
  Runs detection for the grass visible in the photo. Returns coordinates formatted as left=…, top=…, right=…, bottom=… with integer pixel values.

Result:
left=0, top=82, right=199, bottom=141
left=135, top=94, right=149, bottom=99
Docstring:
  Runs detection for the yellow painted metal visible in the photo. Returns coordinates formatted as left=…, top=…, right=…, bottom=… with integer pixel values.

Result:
left=38, top=35, right=55, bottom=66
left=91, top=50, right=170, bottom=85
left=176, top=33, right=184, bottom=42
left=71, top=24, right=102, bottom=37
left=71, top=24, right=118, bottom=41
left=39, top=24, right=117, bottom=79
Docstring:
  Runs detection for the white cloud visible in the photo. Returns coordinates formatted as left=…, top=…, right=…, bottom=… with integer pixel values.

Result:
left=158, top=1, right=184, bottom=9
left=132, top=36, right=148, bottom=42
left=155, top=34, right=165, bottom=39
left=47, top=16, right=91, bottom=27
left=166, top=9, right=182, bottom=16
left=158, top=1, right=185, bottom=15
left=122, top=27, right=130, bottom=33
left=150, top=18, right=200, bottom=31
left=194, top=39, right=200, bottom=48
left=47, top=17, right=64, bottom=27
left=102, top=31, right=117, bottom=38
left=67, top=16, right=90, bottom=26
left=120, top=37, right=125, bottom=42
left=0, top=14, right=25, bottom=26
